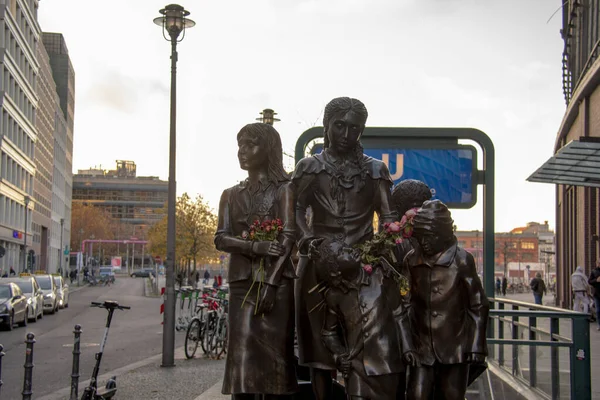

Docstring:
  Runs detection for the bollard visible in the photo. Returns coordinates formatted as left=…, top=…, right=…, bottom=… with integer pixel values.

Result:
left=70, top=324, right=82, bottom=400
left=22, top=332, right=35, bottom=400
left=0, top=343, right=5, bottom=396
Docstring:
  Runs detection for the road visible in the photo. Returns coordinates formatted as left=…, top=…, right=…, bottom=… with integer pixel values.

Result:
left=0, top=276, right=183, bottom=399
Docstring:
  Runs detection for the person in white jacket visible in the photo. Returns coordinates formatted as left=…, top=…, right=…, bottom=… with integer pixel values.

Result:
left=572, top=266, right=590, bottom=314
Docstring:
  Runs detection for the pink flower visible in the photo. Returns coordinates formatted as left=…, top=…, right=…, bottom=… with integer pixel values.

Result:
left=363, top=264, right=373, bottom=274
left=402, top=225, right=413, bottom=238
left=277, top=226, right=283, bottom=231
left=241, top=231, right=249, bottom=239
left=389, top=223, right=401, bottom=233
left=405, top=208, right=418, bottom=219
left=265, top=225, right=272, bottom=232
left=395, top=238, right=404, bottom=244
left=383, top=222, right=391, bottom=229
left=399, top=215, right=408, bottom=227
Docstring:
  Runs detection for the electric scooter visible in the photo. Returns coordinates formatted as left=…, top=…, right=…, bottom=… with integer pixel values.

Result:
left=81, top=301, right=131, bottom=400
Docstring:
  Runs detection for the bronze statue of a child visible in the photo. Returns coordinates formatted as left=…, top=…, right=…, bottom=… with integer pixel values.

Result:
left=405, top=200, right=489, bottom=400
left=317, top=238, right=416, bottom=400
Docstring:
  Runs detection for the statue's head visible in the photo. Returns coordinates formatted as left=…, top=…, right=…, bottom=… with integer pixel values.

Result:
left=392, top=179, right=433, bottom=216
left=323, top=97, right=368, bottom=155
left=412, top=199, right=455, bottom=256
left=237, top=123, right=289, bottom=182
left=317, top=238, right=361, bottom=287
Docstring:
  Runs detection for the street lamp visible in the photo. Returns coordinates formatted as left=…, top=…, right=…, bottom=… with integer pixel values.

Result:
left=256, top=108, right=280, bottom=125
left=21, top=196, right=30, bottom=273
left=154, top=3, right=195, bottom=368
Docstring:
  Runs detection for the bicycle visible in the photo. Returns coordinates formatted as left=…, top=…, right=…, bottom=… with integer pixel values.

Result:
left=203, top=295, right=228, bottom=360
left=184, top=289, right=221, bottom=359
left=80, top=301, right=130, bottom=400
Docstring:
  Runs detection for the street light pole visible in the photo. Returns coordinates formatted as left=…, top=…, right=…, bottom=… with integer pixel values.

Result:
left=154, top=4, right=195, bottom=368
left=22, top=196, right=30, bottom=273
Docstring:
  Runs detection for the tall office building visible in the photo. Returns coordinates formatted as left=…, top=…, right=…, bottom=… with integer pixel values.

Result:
left=0, top=0, right=39, bottom=273
left=41, top=32, right=74, bottom=274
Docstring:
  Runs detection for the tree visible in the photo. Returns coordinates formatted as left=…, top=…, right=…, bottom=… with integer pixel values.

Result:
left=70, top=203, right=115, bottom=254
left=147, top=193, right=222, bottom=276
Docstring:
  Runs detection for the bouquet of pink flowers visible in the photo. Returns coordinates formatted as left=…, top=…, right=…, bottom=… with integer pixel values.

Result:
left=354, top=208, right=418, bottom=297
left=240, top=218, right=283, bottom=315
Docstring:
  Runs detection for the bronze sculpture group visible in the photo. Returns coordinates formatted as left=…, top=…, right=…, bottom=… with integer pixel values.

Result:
left=215, top=97, right=490, bottom=400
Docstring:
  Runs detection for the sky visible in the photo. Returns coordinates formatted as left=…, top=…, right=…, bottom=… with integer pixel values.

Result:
left=37, top=0, right=566, bottom=233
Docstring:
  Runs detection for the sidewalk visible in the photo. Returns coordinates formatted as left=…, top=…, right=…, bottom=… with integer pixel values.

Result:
left=37, top=346, right=226, bottom=400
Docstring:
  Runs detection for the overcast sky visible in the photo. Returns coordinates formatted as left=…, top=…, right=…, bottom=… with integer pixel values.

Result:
left=38, top=0, right=565, bottom=232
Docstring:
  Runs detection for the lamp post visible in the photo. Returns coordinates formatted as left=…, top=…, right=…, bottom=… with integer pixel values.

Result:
left=21, top=196, right=30, bottom=273
left=60, top=218, right=64, bottom=275
left=154, top=3, right=195, bottom=368
left=256, top=108, right=280, bottom=125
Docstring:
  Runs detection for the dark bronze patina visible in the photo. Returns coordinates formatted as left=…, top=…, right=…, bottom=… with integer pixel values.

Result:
left=215, top=123, right=298, bottom=398
left=292, top=97, right=397, bottom=399
left=317, top=239, right=415, bottom=400
left=404, top=200, right=489, bottom=400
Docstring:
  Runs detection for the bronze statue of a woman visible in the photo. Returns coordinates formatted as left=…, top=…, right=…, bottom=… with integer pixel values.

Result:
left=215, top=123, right=298, bottom=399
left=292, top=97, right=397, bottom=399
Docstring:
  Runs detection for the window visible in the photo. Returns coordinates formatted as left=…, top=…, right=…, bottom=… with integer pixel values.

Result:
left=521, top=242, right=535, bottom=249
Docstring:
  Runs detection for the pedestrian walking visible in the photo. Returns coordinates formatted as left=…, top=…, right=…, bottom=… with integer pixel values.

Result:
left=496, top=277, right=501, bottom=295
left=195, top=271, right=200, bottom=288
left=203, top=269, right=210, bottom=285
left=502, top=276, right=508, bottom=296
left=530, top=272, right=547, bottom=305
left=588, top=259, right=600, bottom=331
left=572, top=266, right=591, bottom=314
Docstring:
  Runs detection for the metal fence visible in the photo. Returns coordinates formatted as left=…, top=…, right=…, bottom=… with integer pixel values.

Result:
left=487, top=298, right=591, bottom=399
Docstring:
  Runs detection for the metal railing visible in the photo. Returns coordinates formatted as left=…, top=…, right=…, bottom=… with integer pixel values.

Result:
left=488, top=298, right=591, bottom=400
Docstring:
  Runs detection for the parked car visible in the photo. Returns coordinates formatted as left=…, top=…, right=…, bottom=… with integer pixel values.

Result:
left=130, top=268, right=156, bottom=278
left=33, top=274, right=59, bottom=314
left=2, top=275, right=44, bottom=321
left=98, top=267, right=116, bottom=284
left=52, top=274, right=69, bottom=308
left=0, top=282, right=28, bottom=330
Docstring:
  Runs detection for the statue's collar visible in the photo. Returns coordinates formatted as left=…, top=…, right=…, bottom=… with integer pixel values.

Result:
left=414, top=238, right=458, bottom=268
left=239, top=176, right=271, bottom=192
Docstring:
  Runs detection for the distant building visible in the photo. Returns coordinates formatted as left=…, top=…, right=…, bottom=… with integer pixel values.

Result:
left=72, top=161, right=168, bottom=240
left=455, top=222, right=554, bottom=283
left=32, top=32, right=74, bottom=274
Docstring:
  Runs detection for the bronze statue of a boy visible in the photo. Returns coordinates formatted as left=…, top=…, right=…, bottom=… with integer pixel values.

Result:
left=215, top=123, right=298, bottom=399
left=317, top=238, right=415, bottom=400
left=292, top=97, right=397, bottom=399
left=404, top=200, right=489, bottom=400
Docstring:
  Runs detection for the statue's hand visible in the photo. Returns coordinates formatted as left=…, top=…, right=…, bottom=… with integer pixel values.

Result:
left=307, top=238, right=325, bottom=260
left=256, top=284, right=277, bottom=315
left=403, top=351, right=420, bottom=367
left=252, top=241, right=285, bottom=257
left=335, top=353, right=352, bottom=376
left=466, top=353, right=486, bottom=364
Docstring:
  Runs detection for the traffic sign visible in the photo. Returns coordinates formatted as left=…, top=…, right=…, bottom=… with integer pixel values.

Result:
left=155, top=256, right=162, bottom=263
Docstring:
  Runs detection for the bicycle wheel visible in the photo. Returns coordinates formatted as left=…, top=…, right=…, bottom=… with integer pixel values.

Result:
left=202, top=312, right=217, bottom=355
left=185, top=318, right=201, bottom=359
left=215, top=318, right=228, bottom=360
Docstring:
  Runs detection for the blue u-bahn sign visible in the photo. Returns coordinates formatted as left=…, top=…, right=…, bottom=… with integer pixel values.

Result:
left=300, top=127, right=479, bottom=209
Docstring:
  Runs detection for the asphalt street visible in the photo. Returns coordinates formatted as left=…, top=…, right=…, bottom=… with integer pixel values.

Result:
left=0, top=276, right=184, bottom=399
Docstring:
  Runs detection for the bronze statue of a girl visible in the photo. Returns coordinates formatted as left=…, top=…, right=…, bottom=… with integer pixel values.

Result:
left=215, top=123, right=298, bottom=399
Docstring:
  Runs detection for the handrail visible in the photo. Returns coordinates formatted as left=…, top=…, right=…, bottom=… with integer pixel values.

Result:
left=487, top=298, right=591, bottom=400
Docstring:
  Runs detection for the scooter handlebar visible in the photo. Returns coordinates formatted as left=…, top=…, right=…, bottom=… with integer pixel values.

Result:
left=90, top=301, right=131, bottom=310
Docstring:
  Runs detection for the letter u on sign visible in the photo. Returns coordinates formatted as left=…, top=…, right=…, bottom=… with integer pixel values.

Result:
left=381, top=153, right=404, bottom=180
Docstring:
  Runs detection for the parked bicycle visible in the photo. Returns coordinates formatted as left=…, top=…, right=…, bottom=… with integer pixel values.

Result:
left=80, top=301, right=130, bottom=400
left=185, top=289, right=228, bottom=359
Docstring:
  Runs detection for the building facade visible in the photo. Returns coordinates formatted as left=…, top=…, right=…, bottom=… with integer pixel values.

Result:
left=72, top=161, right=168, bottom=241
left=42, top=32, right=74, bottom=274
left=528, top=1, right=600, bottom=308
left=0, top=0, right=39, bottom=274
left=455, top=224, right=551, bottom=282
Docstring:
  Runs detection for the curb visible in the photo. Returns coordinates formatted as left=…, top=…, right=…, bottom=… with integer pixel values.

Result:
left=194, top=380, right=226, bottom=400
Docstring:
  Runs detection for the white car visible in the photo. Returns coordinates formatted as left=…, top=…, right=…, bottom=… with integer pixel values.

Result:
left=34, top=274, right=59, bottom=314
left=52, top=275, right=69, bottom=308
left=2, top=276, right=43, bottom=321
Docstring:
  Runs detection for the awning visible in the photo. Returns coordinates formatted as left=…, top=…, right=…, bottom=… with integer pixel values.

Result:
left=527, top=138, right=600, bottom=187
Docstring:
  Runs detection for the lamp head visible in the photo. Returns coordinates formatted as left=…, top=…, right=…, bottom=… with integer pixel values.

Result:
left=154, top=4, right=195, bottom=41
